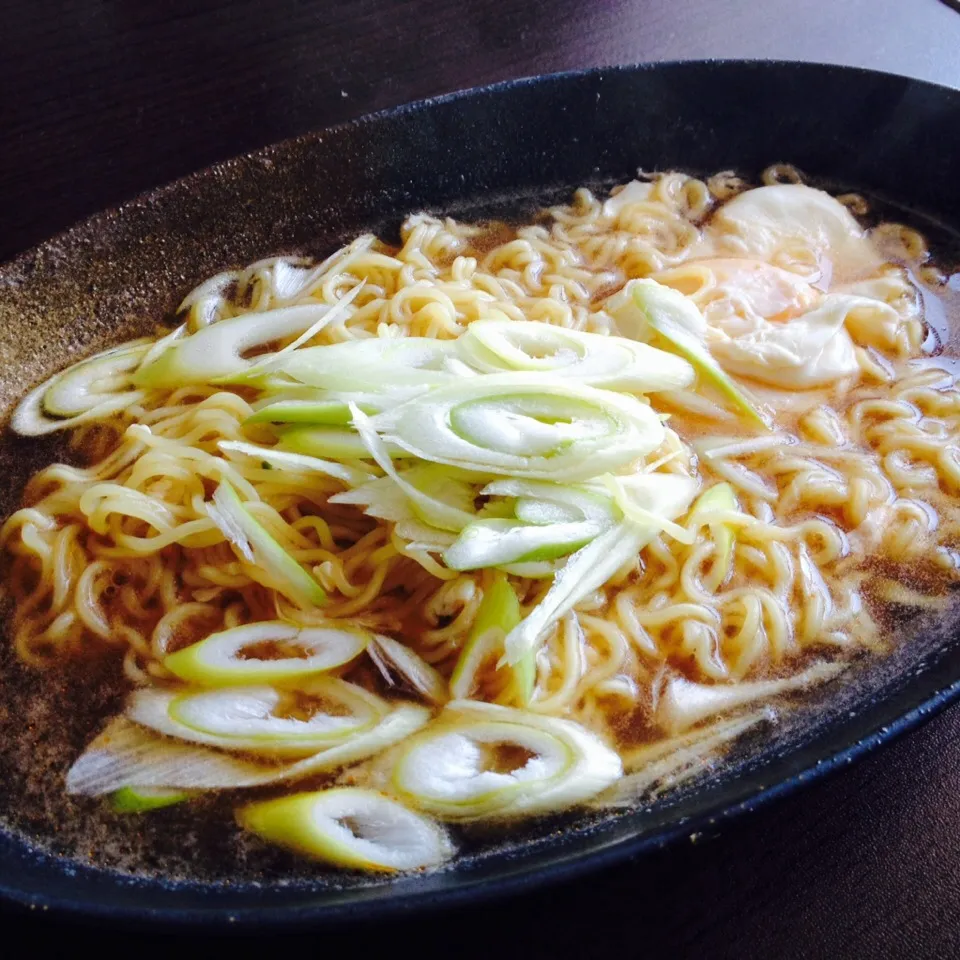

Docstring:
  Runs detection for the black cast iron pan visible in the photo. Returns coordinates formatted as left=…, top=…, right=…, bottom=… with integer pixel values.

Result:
left=1, top=60, right=959, bottom=928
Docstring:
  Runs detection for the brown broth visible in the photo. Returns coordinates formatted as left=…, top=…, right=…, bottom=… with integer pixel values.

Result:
left=0, top=196, right=959, bottom=886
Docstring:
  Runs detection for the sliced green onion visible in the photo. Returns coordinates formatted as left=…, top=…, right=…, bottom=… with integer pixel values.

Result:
left=249, top=383, right=342, bottom=404
left=513, top=499, right=581, bottom=525
left=457, top=319, right=694, bottom=391
left=12, top=341, right=152, bottom=436
left=443, top=356, right=479, bottom=378
left=247, top=398, right=360, bottom=426
left=444, top=518, right=605, bottom=571
left=42, top=341, right=151, bottom=418
left=368, top=635, right=449, bottom=706
left=349, top=406, right=478, bottom=532
left=332, top=465, right=479, bottom=540
left=451, top=629, right=506, bottom=704
left=606, top=280, right=767, bottom=428
left=169, top=687, right=371, bottom=746
left=218, top=440, right=373, bottom=488
left=394, top=519, right=458, bottom=550
left=129, top=677, right=386, bottom=757
left=238, top=788, right=454, bottom=872
left=138, top=323, right=186, bottom=369
left=390, top=701, right=622, bottom=820
left=481, top=478, right=618, bottom=524
left=246, top=388, right=405, bottom=427
left=279, top=337, right=457, bottom=391
left=110, top=785, right=190, bottom=813
left=276, top=425, right=402, bottom=461
left=658, top=661, right=846, bottom=734
left=501, top=523, right=638, bottom=668
left=371, top=374, right=665, bottom=481
left=600, top=474, right=696, bottom=545
left=67, top=706, right=431, bottom=793
left=502, top=474, right=697, bottom=669
left=332, top=474, right=417, bottom=523
left=208, top=481, right=326, bottom=609
left=133, top=304, right=343, bottom=388
left=68, top=718, right=277, bottom=793
left=498, top=559, right=563, bottom=579
left=12, top=386, right=136, bottom=437
left=688, top=482, right=740, bottom=589
left=450, top=572, right=525, bottom=701
left=236, top=284, right=363, bottom=380
left=164, top=621, right=370, bottom=687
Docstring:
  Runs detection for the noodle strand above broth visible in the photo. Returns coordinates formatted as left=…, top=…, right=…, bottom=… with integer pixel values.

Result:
left=3, top=166, right=959, bottom=872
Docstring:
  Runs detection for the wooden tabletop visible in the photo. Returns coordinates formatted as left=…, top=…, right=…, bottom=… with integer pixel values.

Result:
left=3, top=1, right=960, bottom=956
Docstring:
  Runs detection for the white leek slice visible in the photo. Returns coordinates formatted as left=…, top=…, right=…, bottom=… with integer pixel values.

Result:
left=246, top=388, right=408, bottom=427
left=133, top=304, right=341, bottom=388
left=394, top=520, right=458, bottom=549
left=501, top=523, right=640, bottom=668
left=68, top=718, right=280, bottom=793
left=658, top=661, right=846, bottom=734
left=390, top=701, right=622, bottom=820
left=138, top=323, right=186, bottom=369
left=276, top=425, right=403, bottom=461
left=444, top=518, right=605, bottom=571
left=279, top=337, right=457, bottom=390
left=481, top=478, right=617, bottom=524
left=129, top=678, right=385, bottom=757
left=450, top=572, right=525, bottom=701
left=42, top=341, right=151, bottom=417
left=333, top=462, right=480, bottom=532
left=249, top=384, right=359, bottom=406
left=368, top=635, right=449, bottom=706
left=110, top=785, right=190, bottom=813
left=502, top=474, right=697, bottom=667
left=331, top=474, right=416, bottom=523
left=456, top=319, right=694, bottom=391
left=169, top=688, right=369, bottom=745
left=514, top=499, right=581, bottom=525
left=498, top=559, right=563, bottom=579
left=164, top=621, right=370, bottom=686
left=12, top=341, right=152, bottom=436
left=349, top=407, right=477, bottom=531
left=208, top=481, right=327, bottom=608
left=217, top=440, right=373, bottom=488
left=688, top=482, right=739, bottom=587
left=600, top=475, right=696, bottom=545
left=371, top=374, right=665, bottom=481
left=238, top=788, right=454, bottom=872
left=606, top=280, right=767, bottom=428
left=13, top=382, right=141, bottom=437
left=247, top=398, right=360, bottom=426
left=444, top=356, right=478, bottom=377
left=237, top=283, right=363, bottom=380
left=66, top=706, right=430, bottom=794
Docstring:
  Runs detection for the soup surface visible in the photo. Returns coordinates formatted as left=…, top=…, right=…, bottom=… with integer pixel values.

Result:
left=1, top=165, right=959, bottom=877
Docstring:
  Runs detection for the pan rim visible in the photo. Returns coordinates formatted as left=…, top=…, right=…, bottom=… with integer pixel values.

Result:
left=2, top=57, right=960, bottom=928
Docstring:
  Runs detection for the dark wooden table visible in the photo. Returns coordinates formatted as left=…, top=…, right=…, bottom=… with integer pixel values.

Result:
left=3, top=1, right=960, bottom=956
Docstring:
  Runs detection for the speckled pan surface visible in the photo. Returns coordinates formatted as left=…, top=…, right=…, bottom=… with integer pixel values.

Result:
left=1, top=61, right=960, bottom=927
